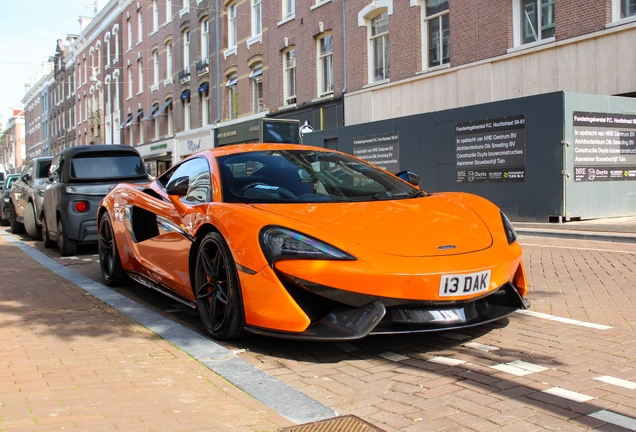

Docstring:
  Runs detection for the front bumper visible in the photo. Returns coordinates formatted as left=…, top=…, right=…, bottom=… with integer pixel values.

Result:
left=245, top=280, right=529, bottom=341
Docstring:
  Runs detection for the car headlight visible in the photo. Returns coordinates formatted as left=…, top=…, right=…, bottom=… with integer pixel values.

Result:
left=500, top=211, right=518, bottom=245
left=260, top=226, right=356, bottom=265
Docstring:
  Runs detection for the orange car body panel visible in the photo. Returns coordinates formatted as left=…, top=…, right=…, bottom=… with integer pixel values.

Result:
left=99, top=143, right=527, bottom=335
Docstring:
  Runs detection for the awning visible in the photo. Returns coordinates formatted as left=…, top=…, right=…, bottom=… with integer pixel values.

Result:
left=249, top=65, right=262, bottom=78
left=152, top=99, right=173, bottom=119
left=121, top=112, right=133, bottom=128
left=226, top=75, right=237, bottom=87
left=141, top=104, right=160, bottom=121
left=180, top=90, right=191, bottom=100
left=124, top=110, right=144, bottom=127
left=198, top=82, right=209, bottom=93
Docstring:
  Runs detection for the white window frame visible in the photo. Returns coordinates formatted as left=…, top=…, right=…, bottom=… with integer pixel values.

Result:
left=416, top=0, right=450, bottom=70
left=358, top=1, right=392, bottom=85
left=184, top=96, right=191, bottom=130
left=201, top=19, right=209, bottom=59
left=283, top=47, right=296, bottom=106
left=127, top=20, right=133, bottom=50
left=105, top=33, right=111, bottom=67
left=512, top=0, right=555, bottom=48
left=166, top=0, right=173, bottom=23
left=228, top=3, right=238, bottom=49
left=152, top=103, right=160, bottom=139
left=316, top=33, right=333, bottom=97
left=252, top=0, right=262, bottom=37
left=113, top=25, right=120, bottom=62
left=153, top=0, right=159, bottom=32
left=137, top=10, right=143, bottom=44
left=165, top=41, right=173, bottom=84
left=138, top=58, right=144, bottom=94
left=201, top=89, right=210, bottom=125
left=250, top=63, right=264, bottom=113
left=128, top=65, right=133, bottom=99
left=183, top=29, right=190, bottom=69
left=282, top=0, right=295, bottom=21
left=369, top=12, right=390, bottom=83
left=227, top=73, right=238, bottom=120
left=152, top=50, right=160, bottom=90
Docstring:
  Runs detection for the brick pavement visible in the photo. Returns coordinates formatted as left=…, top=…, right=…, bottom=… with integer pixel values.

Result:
left=3, top=229, right=636, bottom=431
left=0, top=233, right=293, bottom=431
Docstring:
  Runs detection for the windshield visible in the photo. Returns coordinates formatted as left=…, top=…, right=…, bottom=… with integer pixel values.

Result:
left=219, top=150, right=421, bottom=203
left=70, top=154, right=146, bottom=180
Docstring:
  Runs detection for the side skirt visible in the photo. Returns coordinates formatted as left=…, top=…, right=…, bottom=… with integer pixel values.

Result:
left=127, top=272, right=197, bottom=309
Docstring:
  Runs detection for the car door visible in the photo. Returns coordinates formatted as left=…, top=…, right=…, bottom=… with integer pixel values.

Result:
left=133, top=157, right=212, bottom=300
left=43, top=155, right=62, bottom=238
left=11, top=161, right=34, bottom=219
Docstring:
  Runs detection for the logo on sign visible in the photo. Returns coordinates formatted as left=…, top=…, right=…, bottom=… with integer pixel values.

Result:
left=187, top=139, right=201, bottom=152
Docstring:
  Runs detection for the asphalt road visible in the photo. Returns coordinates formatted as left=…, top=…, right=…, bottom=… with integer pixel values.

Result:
left=5, top=226, right=636, bottom=432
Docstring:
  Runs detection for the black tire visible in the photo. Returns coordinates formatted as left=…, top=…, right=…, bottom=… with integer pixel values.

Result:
left=8, top=202, right=24, bottom=234
left=58, top=219, right=77, bottom=257
left=194, top=232, right=246, bottom=340
left=41, top=214, right=56, bottom=248
left=24, top=202, right=42, bottom=240
left=98, top=212, right=128, bottom=286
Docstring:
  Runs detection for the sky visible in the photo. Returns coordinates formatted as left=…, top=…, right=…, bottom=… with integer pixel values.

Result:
left=0, top=0, right=101, bottom=126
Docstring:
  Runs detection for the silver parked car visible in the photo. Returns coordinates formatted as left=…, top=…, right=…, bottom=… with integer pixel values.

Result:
left=8, top=157, right=53, bottom=238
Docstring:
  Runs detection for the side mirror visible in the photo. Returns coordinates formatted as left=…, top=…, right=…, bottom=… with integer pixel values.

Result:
left=166, top=176, right=189, bottom=197
left=395, top=170, right=421, bottom=187
left=22, top=173, right=31, bottom=183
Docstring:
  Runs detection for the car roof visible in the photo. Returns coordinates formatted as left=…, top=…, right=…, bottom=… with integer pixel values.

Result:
left=58, top=144, right=141, bottom=158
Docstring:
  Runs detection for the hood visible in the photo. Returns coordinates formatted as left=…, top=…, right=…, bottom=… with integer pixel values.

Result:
left=252, top=195, right=493, bottom=257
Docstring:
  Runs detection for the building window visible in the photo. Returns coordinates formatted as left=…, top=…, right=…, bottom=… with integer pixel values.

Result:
left=152, top=103, right=160, bottom=139
left=423, top=0, right=449, bottom=69
left=515, top=0, right=555, bottom=46
left=283, top=48, right=296, bottom=105
left=183, top=29, right=190, bottom=68
left=227, top=73, right=238, bottom=119
left=282, top=0, right=295, bottom=20
left=127, top=20, right=133, bottom=50
left=153, top=50, right=159, bottom=87
left=166, top=0, right=172, bottom=23
left=184, top=95, right=191, bottom=130
left=317, top=33, right=333, bottom=96
left=201, top=87, right=210, bottom=125
left=153, top=0, right=159, bottom=32
left=370, top=12, right=389, bottom=82
left=252, top=0, right=262, bottom=36
left=105, top=34, right=111, bottom=66
left=138, top=58, right=144, bottom=93
left=166, top=41, right=173, bottom=80
left=228, top=3, right=238, bottom=48
left=113, top=27, right=120, bottom=60
left=128, top=65, right=133, bottom=98
left=250, top=63, right=264, bottom=113
left=201, top=19, right=209, bottom=59
left=137, top=10, right=143, bottom=43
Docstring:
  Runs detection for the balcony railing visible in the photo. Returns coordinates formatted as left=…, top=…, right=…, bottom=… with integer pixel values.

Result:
left=178, top=67, right=191, bottom=84
left=195, top=58, right=209, bottom=76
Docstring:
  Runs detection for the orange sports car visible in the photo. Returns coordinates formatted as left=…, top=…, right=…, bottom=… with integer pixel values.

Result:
left=97, top=143, right=529, bottom=341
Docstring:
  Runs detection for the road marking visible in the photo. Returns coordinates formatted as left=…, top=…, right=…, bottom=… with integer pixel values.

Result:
left=427, top=356, right=466, bottom=366
left=516, top=310, right=612, bottom=330
left=594, top=375, right=636, bottom=390
left=589, top=410, right=636, bottom=430
left=519, top=240, right=636, bottom=255
left=463, top=342, right=499, bottom=352
left=60, top=256, right=80, bottom=260
left=379, top=352, right=409, bottom=362
left=492, top=361, right=549, bottom=376
left=542, top=387, right=595, bottom=403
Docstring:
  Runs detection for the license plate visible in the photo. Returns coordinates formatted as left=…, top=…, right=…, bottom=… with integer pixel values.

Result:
left=439, top=270, right=491, bottom=297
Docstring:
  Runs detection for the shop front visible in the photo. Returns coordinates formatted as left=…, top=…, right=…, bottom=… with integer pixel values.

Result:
left=136, top=139, right=174, bottom=178
left=175, top=127, right=214, bottom=161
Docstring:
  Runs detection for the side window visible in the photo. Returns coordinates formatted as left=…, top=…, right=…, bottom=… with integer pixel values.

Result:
left=49, top=156, right=61, bottom=183
left=164, top=157, right=211, bottom=203
left=21, top=162, right=34, bottom=183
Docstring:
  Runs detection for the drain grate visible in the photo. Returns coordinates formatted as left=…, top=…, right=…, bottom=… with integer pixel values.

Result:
left=280, top=415, right=385, bottom=432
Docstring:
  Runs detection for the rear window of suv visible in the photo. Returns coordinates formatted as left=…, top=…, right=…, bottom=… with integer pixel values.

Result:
left=70, top=154, right=146, bottom=180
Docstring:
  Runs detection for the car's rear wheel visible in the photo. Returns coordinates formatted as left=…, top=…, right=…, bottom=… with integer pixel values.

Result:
left=58, top=219, right=77, bottom=257
left=41, top=213, right=55, bottom=248
left=24, top=202, right=42, bottom=240
left=8, top=202, right=24, bottom=234
left=194, top=232, right=246, bottom=341
left=98, top=212, right=128, bottom=286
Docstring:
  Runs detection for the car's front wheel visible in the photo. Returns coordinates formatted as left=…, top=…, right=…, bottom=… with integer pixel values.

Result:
left=24, top=202, right=41, bottom=240
left=41, top=213, right=55, bottom=248
left=8, top=202, right=24, bottom=234
left=194, top=232, right=246, bottom=341
left=58, top=219, right=77, bottom=257
left=98, top=212, right=128, bottom=286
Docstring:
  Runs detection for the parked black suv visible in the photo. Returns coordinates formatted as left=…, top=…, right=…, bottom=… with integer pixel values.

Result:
left=8, top=157, right=53, bottom=238
left=42, top=145, right=148, bottom=256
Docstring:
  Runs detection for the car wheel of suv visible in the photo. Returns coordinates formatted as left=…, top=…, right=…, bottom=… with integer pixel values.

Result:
left=41, top=214, right=56, bottom=248
left=58, top=219, right=77, bottom=257
left=24, top=202, right=42, bottom=240
left=98, top=212, right=128, bottom=286
left=193, top=232, right=246, bottom=341
left=8, top=202, right=24, bottom=234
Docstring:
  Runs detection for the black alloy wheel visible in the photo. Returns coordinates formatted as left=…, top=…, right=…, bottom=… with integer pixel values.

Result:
left=194, top=232, right=246, bottom=340
left=41, top=213, right=55, bottom=248
left=98, top=212, right=127, bottom=286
